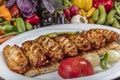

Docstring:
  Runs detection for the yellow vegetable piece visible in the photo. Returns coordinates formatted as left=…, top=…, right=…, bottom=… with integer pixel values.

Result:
left=84, top=0, right=93, bottom=11
left=79, top=9, right=87, bottom=16
left=73, top=0, right=85, bottom=9
left=0, top=5, right=12, bottom=21
left=86, top=7, right=96, bottom=17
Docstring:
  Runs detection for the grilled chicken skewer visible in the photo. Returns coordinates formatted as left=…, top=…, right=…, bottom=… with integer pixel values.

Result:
left=2, top=28, right=120, bottom=76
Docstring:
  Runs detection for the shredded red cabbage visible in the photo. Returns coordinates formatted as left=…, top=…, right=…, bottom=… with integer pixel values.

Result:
left=16, top=0, right=37, bottom=17
left=16, top=0, right=33, bottom=13
left=6, top=0, right=16, bottom=8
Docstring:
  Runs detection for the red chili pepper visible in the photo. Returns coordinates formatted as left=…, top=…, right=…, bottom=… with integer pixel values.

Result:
left=9, top=4, right=20, bottom=18
left=93, top=0, right=113, bottom=12
left=24, top=13, right=40, bottom=25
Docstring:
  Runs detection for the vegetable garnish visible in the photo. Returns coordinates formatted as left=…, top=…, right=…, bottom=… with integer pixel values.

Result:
left=101, top=52, right=109, bottom=70
left=44, top=31, right=77, bottom=37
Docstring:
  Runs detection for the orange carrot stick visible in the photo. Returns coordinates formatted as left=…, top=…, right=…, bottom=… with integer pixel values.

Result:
left=0, top=35, right=14, bottom=44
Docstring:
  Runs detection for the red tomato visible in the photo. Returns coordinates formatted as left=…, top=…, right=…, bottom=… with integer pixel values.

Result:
left=58, top=57, right=94, bottom=79
left=93, top=0, right=113, bottom=12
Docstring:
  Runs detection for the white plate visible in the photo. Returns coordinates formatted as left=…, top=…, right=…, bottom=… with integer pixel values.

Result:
left=1, top=24, right=120, bottom=80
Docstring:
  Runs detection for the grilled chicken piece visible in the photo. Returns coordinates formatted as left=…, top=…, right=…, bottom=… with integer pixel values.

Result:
left=54, top=35, right=78, bottom=57
left=22, top=41, right=48, bottom=67
left=37, top=36, right=63, bottom=61
left=69, top=34, right=91, bottom=51
left=22, top=40, right=34, bottom=57
left=29, top=42, right=48, bottom=67
left=81, top=30, right=106, bottom=49
left=89, top=29, right=119, bottom=43
left=3, top=45, right=28, bottom=74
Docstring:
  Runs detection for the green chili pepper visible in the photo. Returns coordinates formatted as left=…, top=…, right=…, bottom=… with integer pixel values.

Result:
left=25, top=22, right=33, bottom=31
left=115, top=1, right=120, bottom=16
left=45, top=32, right=59, bottom=37
left=0, top=21, right=11, bottom=26
left=3, top=25, right=17, bottom=33
left=16, top=17, right=26, bottom=33
left=45, top=32, right=77, bottom=37
left=101, top=52, right=109, bottom=70
left=112, top=18, right=120, bottom=28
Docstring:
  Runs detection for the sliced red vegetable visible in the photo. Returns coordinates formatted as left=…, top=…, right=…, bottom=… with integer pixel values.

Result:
left=24, top=13, right=40, bottom=25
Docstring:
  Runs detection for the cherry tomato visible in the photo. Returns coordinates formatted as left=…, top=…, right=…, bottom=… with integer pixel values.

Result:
left=58, top=57, right=94, bottom=79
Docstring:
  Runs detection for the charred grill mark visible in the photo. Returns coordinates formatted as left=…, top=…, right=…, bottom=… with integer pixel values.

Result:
left=54, top=35, right=78, bottom=57
left=68, top=34, right=91, bottom=51
left=37, top=36, right=64, bottom=61
left=89, top=28, right=119, bottom=43
left=80, top=30, right=106, bottom=49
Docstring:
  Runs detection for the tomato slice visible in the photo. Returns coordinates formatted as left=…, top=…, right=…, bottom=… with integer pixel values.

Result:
left=58, top=57, right=94, bottom=79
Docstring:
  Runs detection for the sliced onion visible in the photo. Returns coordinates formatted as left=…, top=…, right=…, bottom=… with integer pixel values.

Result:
left=6, top=0, right=16, bottom=8
left=107, top=50, right=120, bottom=63
left=84, top=53, right=100, bottom=67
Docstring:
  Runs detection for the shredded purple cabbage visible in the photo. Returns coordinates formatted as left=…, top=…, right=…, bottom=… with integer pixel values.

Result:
left=16, top=0, right=33, bottom=13
left=6, top=0, right=16, bottom=8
